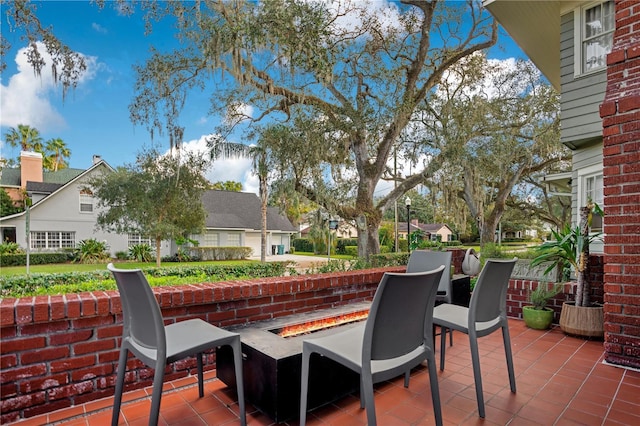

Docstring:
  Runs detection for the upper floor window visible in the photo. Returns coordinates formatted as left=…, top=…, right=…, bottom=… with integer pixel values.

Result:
left=79, top=189, right=94, bottom=213
left=576, top=1, right=614, bottom=75
left=578, top=165, right=604, bottom=233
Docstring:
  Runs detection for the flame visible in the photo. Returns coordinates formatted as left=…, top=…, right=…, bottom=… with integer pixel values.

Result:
left=277, top=309, right=369, bottom=338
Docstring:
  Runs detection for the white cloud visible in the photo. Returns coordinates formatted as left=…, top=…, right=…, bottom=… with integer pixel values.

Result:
left=180, top=134, right=258, bottom=194
left=92, top=23, right=108, bottom=34
left=0, top=42, right=98, bottom=131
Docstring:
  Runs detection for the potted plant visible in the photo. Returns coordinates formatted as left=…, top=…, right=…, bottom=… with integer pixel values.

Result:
left=531, top=202, right=604, bottom=337
left=522, top=283, right=562, bottom=330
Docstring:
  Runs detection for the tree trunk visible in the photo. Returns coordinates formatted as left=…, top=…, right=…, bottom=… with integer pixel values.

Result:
left=155, top=237, right=162, bottom=267
left=260, top=176, right=267, bottom=263
left=576, top=205, right=591, bottom=307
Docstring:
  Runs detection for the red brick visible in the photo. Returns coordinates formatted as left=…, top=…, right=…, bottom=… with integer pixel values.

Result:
left=600, top=100, right=618, bottom=117
left=607, top=49, right=626, bottom=65
left=19, top=373, right=69, bottom=393
left=48, top=330, right=93, bottom=346
left=47, top=381, right=94, bottom=401
left=15, top=297, right=34, bottom=324
left=22, top=398, right=70, bottom=418
left=20, top=347, right=69, bottom=365
left=0, top=364, right=47, bottom=382
left=0, top=336, right=45, bottom=353
left=50, top=355, right=95, bottom=373
left=32, top=296, right=49, bottom=323
left=20, top=320, right=70, bottom=336
left=72, top=315, right=114, bottom=329
left=0, top=299, right=15, bottom=326
left=50, top=295, right=65, bottom=320
left=0, top=392, right=46, bottom=412
left=0, top=354, right=17, bottom=369
left=64, top=294, right=81, bottom=318
left=97, top=324, right=122, bottom=339
left=70, top=364, right=113, bottom=382
left=94, top=292, right=111, bottom=315
left=73, top=338, right=115, bottom=355
left=79, top=293, right=96, bottom=316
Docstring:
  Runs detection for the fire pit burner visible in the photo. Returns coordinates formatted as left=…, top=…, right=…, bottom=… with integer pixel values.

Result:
left=216, top=302, right=370, bottom=422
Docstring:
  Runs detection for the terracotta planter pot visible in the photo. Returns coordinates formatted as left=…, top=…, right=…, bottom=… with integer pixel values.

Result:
left=522, top=306, right=554, bottom=330
left=559, top=301, right=604, bottom=338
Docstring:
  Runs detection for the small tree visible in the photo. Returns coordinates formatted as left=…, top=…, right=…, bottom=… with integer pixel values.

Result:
left=532, top=202, right=603, bottom=307
left=90, top=148, right=209, bottom=266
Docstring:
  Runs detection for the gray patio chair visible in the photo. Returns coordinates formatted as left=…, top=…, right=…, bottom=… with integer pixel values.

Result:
left=107, top=263, right=246, bottom=426
left=299, top=267, right=445, bottom=426
left=407, top=249, right=453, bottom=346
left=433, top=258, right=517, bottom=418
left=407, top=249, right=453, bottom=304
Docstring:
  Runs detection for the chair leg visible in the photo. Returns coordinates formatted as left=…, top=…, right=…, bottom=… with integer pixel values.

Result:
left=149, top=359, right=166, bottom=426
left=361, top=371, right=377, bottom=426
left=299, top=347, right=311, bottom=426
left=230, top=338, right=247, bottom=426
left=426, top=350, right=443, bottom=426
left=197, top=353, right=204, bottom=398
left=404, top=370, right=410, bottom=388
left=439, top=326, right=447, bottom=371
left=468, top=333, right=485, bottom=418
left=449, top=328, right=453, bottom=346
left=111, top=347, right=128, bottom=426
left=502, top=324, right=517, bottom=393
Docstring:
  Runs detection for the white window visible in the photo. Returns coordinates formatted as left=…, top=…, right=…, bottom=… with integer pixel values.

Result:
left=227, top=233, right=241, bottom=246
left=574, top=1, right=614, bottom=75
left=128, top=233, right=152, bottom=247
left=30, top=231, right=75, bottom=250
left=578, top=165, right=604, bottom=233
left=79, top=189, right=94, bottom=213
left=202, top=231, right=219, bottom=246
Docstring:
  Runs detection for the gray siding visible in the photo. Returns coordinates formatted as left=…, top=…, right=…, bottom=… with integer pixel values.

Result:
left=560, top=11, right=607, bottom=147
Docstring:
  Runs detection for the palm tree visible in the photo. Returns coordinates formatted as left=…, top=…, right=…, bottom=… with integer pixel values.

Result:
left=4, top=124, right=43, bottom=152
left=208, top=134, right=272, bottom=263
left=43, top=138, right=71, bottom=171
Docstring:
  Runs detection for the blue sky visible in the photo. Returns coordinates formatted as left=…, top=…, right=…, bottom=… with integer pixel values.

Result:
left=1, top=1, right=526, bottom=194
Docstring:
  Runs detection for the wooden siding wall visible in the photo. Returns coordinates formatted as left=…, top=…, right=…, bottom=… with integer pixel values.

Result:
left=560, top=11, right=608, bottom=146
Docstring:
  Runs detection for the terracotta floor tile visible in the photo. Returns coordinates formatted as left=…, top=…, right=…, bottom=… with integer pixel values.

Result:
left=21, top=319, right=639, bottom=426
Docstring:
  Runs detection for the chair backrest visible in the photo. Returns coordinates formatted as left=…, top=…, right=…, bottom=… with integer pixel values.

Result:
left=406, top=250, right=452, bottom=297
left=363, top=267, right=444, bottom=362
left=108, top=263, right=166, bottom=353
left=468, top=258, right=517, bottom=323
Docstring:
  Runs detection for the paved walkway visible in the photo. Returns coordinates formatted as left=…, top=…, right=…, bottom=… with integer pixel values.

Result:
left=249, top=253, right=331, bottom=270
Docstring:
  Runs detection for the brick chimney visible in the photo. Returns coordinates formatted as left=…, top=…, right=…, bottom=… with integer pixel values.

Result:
left=599, top=2, right=640, bottom=370
left=20, top=151, right=43, bottom=189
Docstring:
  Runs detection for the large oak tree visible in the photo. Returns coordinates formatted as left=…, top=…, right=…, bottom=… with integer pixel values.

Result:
left=129, top=0, right=498, bottom=257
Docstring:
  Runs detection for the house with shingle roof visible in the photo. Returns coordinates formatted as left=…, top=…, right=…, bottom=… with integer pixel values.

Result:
left=196, top=190, right=297, bottom=256
left=1, top=152, right=297, bottom=258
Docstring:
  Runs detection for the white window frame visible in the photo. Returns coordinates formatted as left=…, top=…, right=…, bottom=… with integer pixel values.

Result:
left=577, top=164, right=604, bottom=233
left=30, top=231, right=75, bottom=250
left=202, top=230, right=219, bottom=247
left=127, top=233, right=152, bottom=247
left=573, top=0, right=615, bottom=77
left=79, top=190, right=94, bottom=213
left=227, top=233, right=241, bottom=247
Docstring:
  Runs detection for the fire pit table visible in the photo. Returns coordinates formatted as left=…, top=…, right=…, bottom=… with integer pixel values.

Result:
left=216, top=302, right=371, bottom=422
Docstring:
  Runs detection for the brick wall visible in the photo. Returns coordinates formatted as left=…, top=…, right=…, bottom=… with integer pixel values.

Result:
left=599, top=0, right=640, bottom=369
left=0, top=268, right=393, bottom=424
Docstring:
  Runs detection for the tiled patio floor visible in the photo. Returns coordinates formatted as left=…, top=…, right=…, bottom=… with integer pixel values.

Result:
left=11, top=319, right=640, bottom=425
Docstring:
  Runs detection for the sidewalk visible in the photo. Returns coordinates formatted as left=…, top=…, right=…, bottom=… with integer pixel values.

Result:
left=249, top=253, right=331, bottom=269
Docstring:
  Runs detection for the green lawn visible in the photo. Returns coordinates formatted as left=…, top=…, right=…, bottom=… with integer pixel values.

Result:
left=0, top=260, right=257, bottom=277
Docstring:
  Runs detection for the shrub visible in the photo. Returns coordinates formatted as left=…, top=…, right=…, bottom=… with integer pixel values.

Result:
left=344, top=246, right=358, bottom=257
left=336, top=238, right=358, bottom=254
left=129, top=243, right=154, bottom=262
left=74, top=239, right=111, bottom=264
left=0, top=252, right=71, bottom=267
left=292, top=238, right=314, bottom=253
left=0, top=242, right=23, bottom=255
left=186, top=246, right=252, bottom=261
left=115, top=251, right=129, bottom=260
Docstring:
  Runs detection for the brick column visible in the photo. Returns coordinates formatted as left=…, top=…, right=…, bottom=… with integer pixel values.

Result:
left=599, top=0, right=640, bottom=369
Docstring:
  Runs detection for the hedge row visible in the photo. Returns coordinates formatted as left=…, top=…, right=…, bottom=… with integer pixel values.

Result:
left=0, top=262, right=290, bottom=298
left=0, top=252, right=72, bottom=267
left=187, top=246, right=253, bottom=261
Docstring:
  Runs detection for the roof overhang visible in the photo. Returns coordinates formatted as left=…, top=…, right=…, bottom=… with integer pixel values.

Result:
left=541, top=171, right=572, bottom=196
left=483, top=0, right=571, bottom=91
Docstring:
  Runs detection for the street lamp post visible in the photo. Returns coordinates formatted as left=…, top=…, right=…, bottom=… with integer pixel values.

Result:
left=405, top=196, right=411, bottom=252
